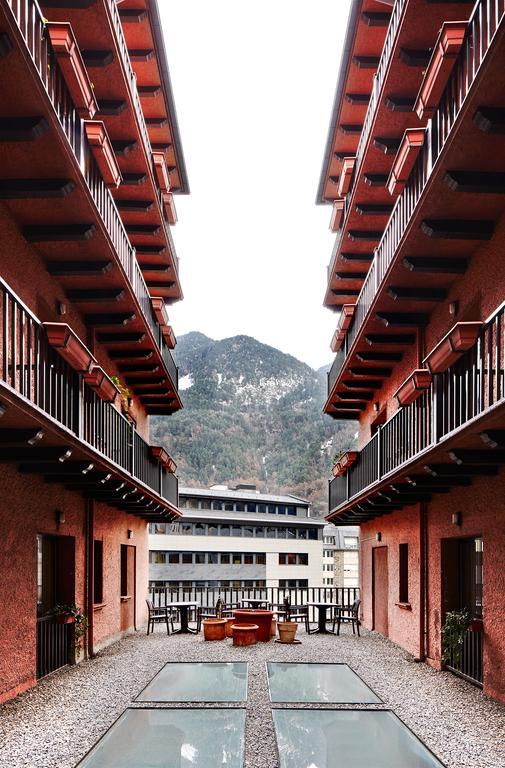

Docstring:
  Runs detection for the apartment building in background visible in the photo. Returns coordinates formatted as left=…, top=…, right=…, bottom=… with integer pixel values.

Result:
left=322, top=524, right=359, bottom=588
left=149, top=486, right=325, bottom=590
left=318, top=0, right=505, bottom=703
left=0, top=0, right=187, bottom=703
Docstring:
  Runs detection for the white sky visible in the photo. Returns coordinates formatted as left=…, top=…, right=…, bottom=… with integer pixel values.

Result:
left=159, top=1, right=350, bottom=370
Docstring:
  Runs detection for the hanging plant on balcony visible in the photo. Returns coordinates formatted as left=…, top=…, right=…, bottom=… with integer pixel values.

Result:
left=47, top=604, right=88, bottom=649
left=441, top=608, right=472, bottom=666
left=111, top=376, right=133, bottom=423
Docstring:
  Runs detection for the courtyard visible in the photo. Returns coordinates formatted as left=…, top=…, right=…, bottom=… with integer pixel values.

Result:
left=0, top=625, right=504, bottom=768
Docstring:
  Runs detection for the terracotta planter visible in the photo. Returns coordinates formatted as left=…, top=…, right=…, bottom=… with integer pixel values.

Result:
left=225, top=617, right=236, bottom=638
left=54, top=614, right=74, bottom=625
left=233, top=610, right=274, bottom=642
left=232, top=623, right=258, bottom=647
left=332, top=451, right=359, bottom=477
left=44, top=322, right=95, bottom=373
left=84, top=121, right=122, bottom=188
left=387, top=128, right=426, bottom=195
left=415, top=21, right=468, bottom=119
left=394, top=369, right=432, bottom=406
left=277, top=621, right=298, bottom=643
left=203, top=618, right=227, bottom=641
left=423, top=322, right=482, bottom=374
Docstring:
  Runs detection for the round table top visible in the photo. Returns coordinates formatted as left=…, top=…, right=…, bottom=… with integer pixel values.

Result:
left=164, top=601, right=199, bottom=607
left=306, top=602, right=342, bottom=608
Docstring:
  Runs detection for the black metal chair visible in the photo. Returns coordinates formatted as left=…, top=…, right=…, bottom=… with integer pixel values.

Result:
left=196, top=597, right=239, bottom=632
left=146, top=599, right=176, bottom=635
left=332, top=598, right=361, bottom=636
left=274, top=596, right=309, bottom=632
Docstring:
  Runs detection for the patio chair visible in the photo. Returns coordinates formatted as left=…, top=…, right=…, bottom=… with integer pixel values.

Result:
left=274, top=597, right=309, bottom=632
left=146, top=599, right=177, bottom=635
left=196, top=597, right=239, bottom=632
left=332, top=598, right=361, bottom=636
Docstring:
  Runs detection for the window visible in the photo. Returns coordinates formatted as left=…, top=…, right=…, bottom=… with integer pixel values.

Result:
left=232, top=553, right=242, bottom=565
left=277, top=527, right=287, bottom=539
left=212, top=500, right=223, bottom=510
left=179, top=497, right=188, bottom=508
left=150, top=523, right=167, bottom=534
left=278, top=505, right=286, bottom=515
left=246, top=503, right=256, bottom=513
left=344, top=536, right=359, bottom=548
left=279, top=579, right=308, bottom=588
left=208, top=552, right=218, bottom=564
left=220, top=525, right=230, bottom=537
left=279, top=553, right=287, bottom=565
left=194, top=524, right=205, bottom=536
left=255, top=527, right=264, bottom=538
left=399, top=543, right=409, bottom=603
left=268, top=504, right=276, bottom=515
left=256, top=553, right=266, bottom=565
left=224, top=502, right=234, bottom=511
left=236, top=502, right=244, bottom=512
left=195, top=552, right=206, bottom=564
left=308, top=528, right=317, bottom=540
left=243, top=526, right=254, bottom=537
left=93, top=540, right=103, bottom=604
left=287, top=553, right=297, bottom=565
left=287, top=528, right=296, bottom=539
left=298, top=528, right=307, bottom=540
left=181, top=523, right=193, bottom=536
left=201, top=499, right=211, bottom=510
left=207, top=524, right=218, bottom=536
left=279, top=553, right=308, bottom=566
left=182, top=553, right=193, bottom=564
left=267, top=527, right=277, bottom=539
left=151, top=551, right=166, bottom=564
left=188, top=498, right=199, bottom=509
left=168, top=553, right=180, bottom=564
left=244, top=554, right=254, bottom=565
left=120, top=545, right=129, bottom=597
left=257, top=503, right=265, bottom=514
left=220, top=553, right=231, bottom=564
left=287, top=505, right=296, bottom=516
left=231, top=525, right=242, bottom=537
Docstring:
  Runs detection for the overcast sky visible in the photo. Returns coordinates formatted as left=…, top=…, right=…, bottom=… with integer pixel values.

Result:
left=159, top=1, right=350, bottom=370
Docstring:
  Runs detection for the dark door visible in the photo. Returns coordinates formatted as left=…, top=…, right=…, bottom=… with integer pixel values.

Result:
left=373, top=546, right=389, bottom=636
left=120, top=544, right=136, bottom=631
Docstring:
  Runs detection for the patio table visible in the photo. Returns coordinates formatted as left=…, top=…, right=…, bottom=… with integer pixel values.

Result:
left=165, top=601, right=199, bottom=634
left=241, top=598, right=271, bottom=609
left=306, top=602, right=342, bottom=635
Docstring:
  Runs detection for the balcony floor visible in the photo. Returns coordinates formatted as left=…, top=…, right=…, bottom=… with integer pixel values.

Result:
left=0, top=625, right=504, bottom=768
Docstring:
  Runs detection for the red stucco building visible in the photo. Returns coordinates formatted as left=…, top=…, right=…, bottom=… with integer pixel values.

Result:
left=319, top=0, right=505, bottom=703
left=0, top=0, right=186, bottom=702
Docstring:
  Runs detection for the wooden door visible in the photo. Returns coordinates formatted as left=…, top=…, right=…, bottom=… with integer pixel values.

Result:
left=120, top=545, right=136, bottom=631
left=373, top=546, right=389, bottom=637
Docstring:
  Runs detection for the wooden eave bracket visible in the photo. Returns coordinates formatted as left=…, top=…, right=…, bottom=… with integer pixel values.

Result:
left=387, top=129, right=426, bottom=195
left=414, top=21, right=468, bottom=120
left=46, top=22, right=98, bottom=119
left=84, top=121, right=122, bottom=188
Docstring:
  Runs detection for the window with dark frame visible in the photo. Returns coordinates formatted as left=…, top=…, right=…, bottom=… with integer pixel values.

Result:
left=120, top=545, right=128, bottom=597
left=93, top=540, right=103, bottom=604
left=399, top=543, right=409, bottom=603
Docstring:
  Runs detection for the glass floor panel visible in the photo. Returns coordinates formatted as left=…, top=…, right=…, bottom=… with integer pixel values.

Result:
left=76, top=708, right=246, bottom=768
left=267, top=663, right=381, bottom=703
left=136, top=662, right=248, bottom=702
left=273, top=709, right=445, bottom=768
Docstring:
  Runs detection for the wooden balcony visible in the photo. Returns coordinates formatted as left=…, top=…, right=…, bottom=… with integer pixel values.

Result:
left=0, top=278, right=179, bottom=520
left=326, top=0, right=505, bottom=410
left=328, top=302, right=505, bottom=521
left=0, top=0, right=180, bottom=411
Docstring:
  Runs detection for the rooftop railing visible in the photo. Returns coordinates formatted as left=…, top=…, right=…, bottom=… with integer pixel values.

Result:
left=328, top=0, right=505, bottom=395
left=329, top=301, right=505, bottom=512
left=5, top=0, right=178, bottom=391
left=0, top=277, right=178, bottom=508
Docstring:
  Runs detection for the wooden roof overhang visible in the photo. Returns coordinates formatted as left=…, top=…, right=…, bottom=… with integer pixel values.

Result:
left=327, top=402, right=505, bottom=524
left=39, top=0, right=184, bottom=301
left=0, top=4, right=181, bottom=414
left=323, top=1, right=475, bottom=309
left=325, top=23, right=505, bottom=415
left=0, top=385, right=181, bottom=522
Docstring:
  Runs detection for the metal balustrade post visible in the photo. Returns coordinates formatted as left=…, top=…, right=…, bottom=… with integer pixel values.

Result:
left=129, top=424, right=135, bottom=476
left=377, top=425, right=383, bottom=481
left=432, top=374, right=440, bottom=443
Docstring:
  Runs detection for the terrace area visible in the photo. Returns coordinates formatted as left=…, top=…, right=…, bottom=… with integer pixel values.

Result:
left=1, top=620, right=504, bottom=767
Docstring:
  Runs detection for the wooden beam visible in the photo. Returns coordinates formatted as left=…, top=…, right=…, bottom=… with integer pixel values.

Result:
left=356, top=351, right=402, bottom=362
left=119, top=8, right=147, bottom=21
left=421, top=219, right=494, bottom=239
left=125, top=224, right=160, bottom=236
left=345, top=93, right=370, bottom=105
left=97, top=100, right=126, bottom=116
left=0, top=32, right=13, bottom=59
left=0, top=179, right=75, bottom=198
left=138, top=86, right=162, bottom=98
left=331, top=288, right=360, bottom=297
left=385, top=96, right=415, bottom=112
left=335, top=272, right=368, bottom=280
left=121, top=173, right=147, bottom=186
left=48, top=261, right=113, bottom=276
left=85, top=313, right=136, bottom=327
left=82, top=49, right=113, bottom=67
left=373, top=137, right=401, bottom=155
left=448, top=449, right=505, bottom=465
left=376, top=312, right=429, bottom=327
left=406, top=474, right=471, bottom=487
left=444, top=170, right=505, bottom=193
left=352, top=56, right=380, bottom=69
left=109, top=350, right=153, bottom=360
left=0, top=117, right=49, bottom=141
left=425, top=463, right=498, bottom=476
left=96, top=332, right=146, bottom=344
left=0, top=428, right=45, bottom=445
left=337, top=392, right=374, bottom=401
left=140, top=264, right=171, bottom=273
left=23, top=224, right=96, bottom=241
left=402, top=256, right=468, bottom=274
left=340, top=124, right=363, bottom=135
left=129, top=49, right=154, bottom=62
left=480, top=430, right=505, bottom=449
left=473, top=107, right=505, bottom=134
left=125, top=376, right=166, bottom=386
left=342, top=379, right=382, bottom=390
left=117, top=363, right=160, bottom=373
left=135, top=245, right=167, bottom=255
left=341, top=252, right=374, bottom=262
left=0, top=447, right=72, bottom=462
left=20, top=461, right=94, bottom=475
left=327, top=411, right=360, bottom=420
left=349, top=367, right=392, bottom=377
left=399, top=49, right=431, bottom=67
left=116, top=200, right=154, bottom=213
left=136, top=388, right=173, bottom=396
left=365, top=333, right=415, bottom=345
left=66, top=289, right=125, bottom=303
left=347, top=230, right=383, bottom=241
left=388, top=286, right=447, bottom=301
left=111, top=140, right=138, bottom=157
left=139, top=397, right=176, bottom=405
left=364, top=174, right=388, bottom=187
left=361, top=11, right=391, bottom=26
left=355, top=203, right=394, bottom=215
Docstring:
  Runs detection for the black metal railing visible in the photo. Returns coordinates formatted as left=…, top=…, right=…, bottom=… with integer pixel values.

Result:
left=36, top=616, right=71, bottom=679
left=0, top=278, right=178, bottom=509
left=4, top=0, right=178, bottom=391
left=446, top=627, right=484, bottom=687
left=328, top=0, right=505, bottom=395
left=149, top=585, right=360, bottom=624
left=329, top=302, right=505, bottom=511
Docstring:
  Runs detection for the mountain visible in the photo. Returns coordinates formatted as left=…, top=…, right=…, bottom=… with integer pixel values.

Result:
left=150, top=332, right=357, bottom=515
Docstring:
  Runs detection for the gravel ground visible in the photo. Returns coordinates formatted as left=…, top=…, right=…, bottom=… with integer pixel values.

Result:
left=0, top=625, right=504, bottom=768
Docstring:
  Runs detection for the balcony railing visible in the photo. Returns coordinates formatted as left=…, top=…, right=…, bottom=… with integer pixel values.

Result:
left=5, top=0, right=178, bottom=388
left=329, top=302, right=505, bottom=511
left=328, top=0, right=505, bottom=392
left=0, top=278, right=178, bottom=508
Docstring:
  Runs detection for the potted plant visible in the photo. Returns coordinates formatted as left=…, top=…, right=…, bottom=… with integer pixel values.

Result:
left=111, top=376, right=133, bottom=422
left=202, top=617, right=227, bottom=641
left=332, top=448, right=358, bottom=477
left=441, top=608, right=472, bottom=666
left=47, top=604, right=88, bottom=649
left=277, top=620, right=298, bottom=643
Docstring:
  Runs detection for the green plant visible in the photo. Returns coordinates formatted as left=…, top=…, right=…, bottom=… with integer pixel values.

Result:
left=441, top=608, right=472, bottom=665
left=111, top=376, right=133, bottom=419
left=47, top=604, right=88, bottom=648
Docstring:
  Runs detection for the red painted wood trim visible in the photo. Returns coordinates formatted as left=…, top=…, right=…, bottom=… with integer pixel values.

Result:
left=83, top=365, right=119, bottom=402
left=394, top=369, right=432, bottom=406
left=162, top=192, right=178, bottom=225
left=337, top=157, right=356, bottom=197
left=330, top=199, right=345, bottom=232
left=423, top=321, right=482, bottom=374
left=387, top=129, right=426, bottom=195
left=415, top=21, right=468, bottom=120
left=153, top=152, right=171, bottom=192
left=84, top=121, right=122, bottom=188
left=151, top=297, right=169, bottom=326
left=44, top=322, right=95, bottom=372
left=46, top=22, right=98, bottom=119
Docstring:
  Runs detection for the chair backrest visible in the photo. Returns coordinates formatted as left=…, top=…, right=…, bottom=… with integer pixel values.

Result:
left=352, top=598, right=361, bottom=618
left=215, top=597, right=223, bottom=617
left=283, top=596, right=291, bottom=620
left=146, top=598, right=154, bottom=614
